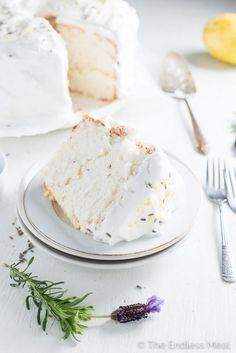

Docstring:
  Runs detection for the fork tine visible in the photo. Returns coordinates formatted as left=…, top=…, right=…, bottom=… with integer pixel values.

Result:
left=224, top=163, right=234, bottom=198
left=218, top=158, right=225, bottom=190
left=228, top=164, right=236, bottom=197
left=233, top=165, right=236, bottom=194
left=206, top=158, right=213, bottom=188
left=213, top=158, right=219, bottom=189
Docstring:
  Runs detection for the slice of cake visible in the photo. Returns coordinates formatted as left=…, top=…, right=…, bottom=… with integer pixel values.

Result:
left=0, top=4, right=73, bottom=128
left=44, top=115, right=181, bottom=245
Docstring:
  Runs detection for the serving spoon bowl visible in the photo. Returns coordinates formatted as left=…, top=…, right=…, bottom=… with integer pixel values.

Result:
left=160, top=51, right=209, bottom=155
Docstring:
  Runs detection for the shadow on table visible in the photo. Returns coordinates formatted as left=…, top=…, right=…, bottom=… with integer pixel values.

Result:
left=90, top=315, right=151, bottom=335
left=185, top=51, right=235, bottom=71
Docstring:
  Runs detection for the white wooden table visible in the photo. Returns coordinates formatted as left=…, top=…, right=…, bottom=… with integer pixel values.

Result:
left=1, top=0, right=236, bottom=352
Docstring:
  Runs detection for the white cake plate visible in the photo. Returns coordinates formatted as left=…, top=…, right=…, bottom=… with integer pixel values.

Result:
left=17, top=152, right=201, bottom=261
left=17, top=211, right=188, bottom=270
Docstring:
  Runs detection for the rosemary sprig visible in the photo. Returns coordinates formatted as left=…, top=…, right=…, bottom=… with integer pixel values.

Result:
left=3, top=257, right=94, bottom=340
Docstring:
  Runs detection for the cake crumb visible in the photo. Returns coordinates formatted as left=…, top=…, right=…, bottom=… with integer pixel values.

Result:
left=110, top=126, right=127, bottom=137
left=136, top=142, right=155, bottom=155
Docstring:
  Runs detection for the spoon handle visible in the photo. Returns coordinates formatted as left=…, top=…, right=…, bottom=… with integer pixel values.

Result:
left=184, top=98, right=209, bottom=155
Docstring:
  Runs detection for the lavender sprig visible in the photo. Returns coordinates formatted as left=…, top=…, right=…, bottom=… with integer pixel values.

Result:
left=4, top=258, right=164, bottom=340
left=109, top=296, right=164, bottom=323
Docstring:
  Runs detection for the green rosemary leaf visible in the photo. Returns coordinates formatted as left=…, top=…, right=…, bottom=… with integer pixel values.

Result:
left=63, top=328, right=71, bottom=340
left=76, top=323, right=88, bottom=329
left=61, top=295, right=92, bottom=308
left=26, top=295, right=31, bottom=310
left=42, top=310, right=48, bottom=331
left=32, top=296, right=40, bottom=308
left=22, top=257, right=34, bottom=272
left=72, top=292, right=93, bottom=304
left=51, top=290, right=68, bottom=298
left=37, top=302, right=42, bottom=325
left=59, top=296, right=78, bottom=304
left=42, top=282, right=65, bottom=290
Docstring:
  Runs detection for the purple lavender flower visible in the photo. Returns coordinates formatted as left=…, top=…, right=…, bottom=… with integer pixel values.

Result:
left=110, top=295, right=164, bottom=323
left=146, top=295, right=164, bottom=313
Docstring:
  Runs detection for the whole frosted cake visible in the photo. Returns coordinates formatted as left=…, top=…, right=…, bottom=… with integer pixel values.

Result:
left=44, top=116, right=181, bottom=245
left=0, top=0, right=138, bottom=129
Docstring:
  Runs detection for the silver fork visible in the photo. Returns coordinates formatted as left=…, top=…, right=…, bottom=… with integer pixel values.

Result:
left=206, top=158, right=236, bottom=283
left=224, top=163, right=236, bottom=213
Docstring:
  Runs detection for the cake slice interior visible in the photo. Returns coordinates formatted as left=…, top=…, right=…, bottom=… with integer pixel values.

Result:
left=57, top=23, right=118, bottom=101
left=44, top=116, right=146, bottom=231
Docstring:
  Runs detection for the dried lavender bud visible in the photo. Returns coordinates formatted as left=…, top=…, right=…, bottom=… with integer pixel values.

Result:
left=16, top=226, right=23, bottom=236
left=111, top=303, right=149, bottom=323
left=110, top=296, right=164, bottom=323
left=18, top=241, right=35, bottom=262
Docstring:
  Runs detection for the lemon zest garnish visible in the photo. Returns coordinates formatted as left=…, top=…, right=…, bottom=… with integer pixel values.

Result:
left=144, top=199, right=151, bottom=206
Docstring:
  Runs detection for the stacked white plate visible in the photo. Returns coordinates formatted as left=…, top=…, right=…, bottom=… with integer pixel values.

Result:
left=17, top=152, right=201, bottom=270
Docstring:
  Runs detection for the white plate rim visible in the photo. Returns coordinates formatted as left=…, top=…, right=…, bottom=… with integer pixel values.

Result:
left=17, top=211, right=188, bottom=270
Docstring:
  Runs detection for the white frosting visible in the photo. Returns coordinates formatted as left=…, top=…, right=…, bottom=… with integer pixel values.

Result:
left=19, top=0, right=139, bottom=41
left=0, top=5, right=30, bottom=41
left=92, top=149, right=182, bottom=245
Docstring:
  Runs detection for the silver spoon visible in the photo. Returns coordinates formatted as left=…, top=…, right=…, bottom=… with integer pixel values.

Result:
left=160, top=51, right=209, bottom=155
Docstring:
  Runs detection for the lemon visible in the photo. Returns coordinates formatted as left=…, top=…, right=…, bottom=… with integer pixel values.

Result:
left=203, top=13, right=236, bottom=65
